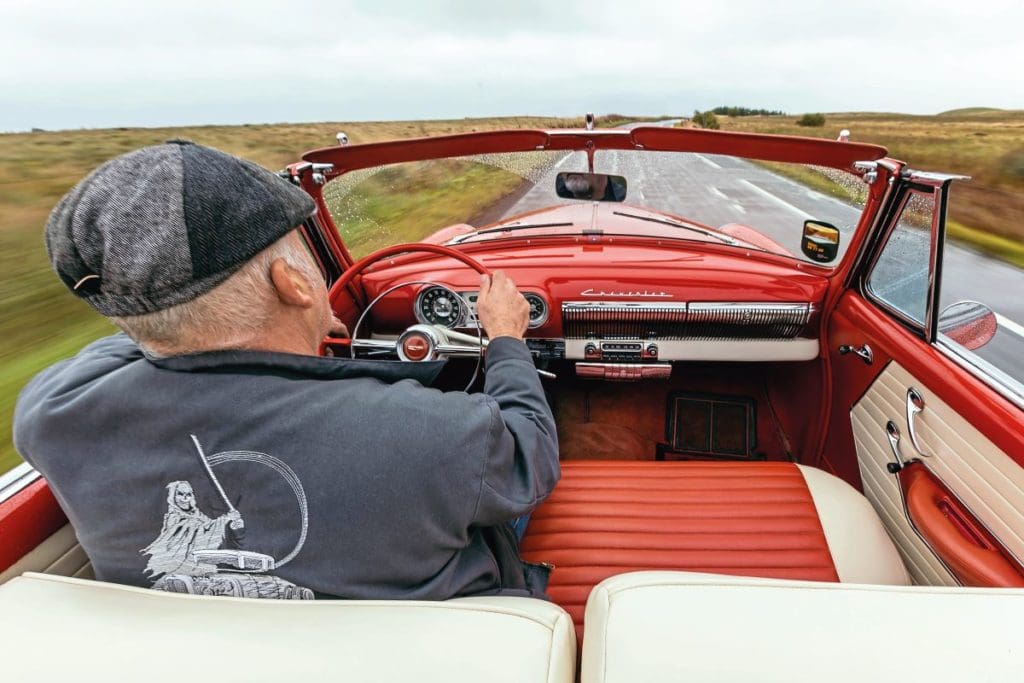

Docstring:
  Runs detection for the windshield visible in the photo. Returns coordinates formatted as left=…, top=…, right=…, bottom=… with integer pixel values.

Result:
left=322, top=149, right=868, bottom=265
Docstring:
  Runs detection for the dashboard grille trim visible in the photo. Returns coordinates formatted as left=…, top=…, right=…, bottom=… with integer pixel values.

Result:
left=562, top=302, right=689, bottom=339
left=561, top=301, right=813, bottom=340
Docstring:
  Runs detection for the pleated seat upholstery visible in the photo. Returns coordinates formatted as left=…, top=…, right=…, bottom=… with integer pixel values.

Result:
left=519, top=460, right=908, bottom=643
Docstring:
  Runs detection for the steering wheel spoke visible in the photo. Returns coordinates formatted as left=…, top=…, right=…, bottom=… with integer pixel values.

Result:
left=435, top=343, right=484, bottom=357
left=350, top=338, right=399, bottom=352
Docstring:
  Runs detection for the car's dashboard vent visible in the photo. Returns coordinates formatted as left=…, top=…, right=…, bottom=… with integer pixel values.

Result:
left=561, top=302, right=813, bottom=340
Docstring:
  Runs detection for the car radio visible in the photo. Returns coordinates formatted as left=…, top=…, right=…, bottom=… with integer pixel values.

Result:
left=583, top=341, right=660, bottom=362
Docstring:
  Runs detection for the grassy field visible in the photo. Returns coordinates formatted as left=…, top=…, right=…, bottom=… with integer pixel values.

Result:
left=705, top=109, right=1024, bottom=265
left=0, top=114, right=625, bottom=474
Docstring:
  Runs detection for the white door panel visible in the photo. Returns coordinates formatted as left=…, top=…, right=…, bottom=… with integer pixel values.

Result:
left=852, top=361, right=1024, bottom=586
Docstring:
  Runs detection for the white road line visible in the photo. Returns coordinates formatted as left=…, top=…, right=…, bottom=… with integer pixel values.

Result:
left=709, top=186, right=729, bottom=200
left=879, top=265, right=928, bottom=295
left=637, top=188, right=646, bottom=200
left=731, top=203, right=746, bottom=214
left=695, top=154, right=722, bottom=169
left=996, top=313, right=1024, bottom=340
left=738, top=179, right=813, bottom=219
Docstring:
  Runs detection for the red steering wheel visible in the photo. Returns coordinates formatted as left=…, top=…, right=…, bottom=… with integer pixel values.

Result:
left=328, top=243, right=490, bottom=309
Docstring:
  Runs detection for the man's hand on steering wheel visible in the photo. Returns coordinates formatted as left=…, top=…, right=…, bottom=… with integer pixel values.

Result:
left=477, top=271, right=530, bottom=342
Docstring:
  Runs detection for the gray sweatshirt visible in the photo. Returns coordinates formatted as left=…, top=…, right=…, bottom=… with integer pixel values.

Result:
left=13, top=334, right=559, bottom=600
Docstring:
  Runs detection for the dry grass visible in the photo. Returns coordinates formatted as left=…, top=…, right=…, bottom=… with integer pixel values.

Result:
left=0, top=115, right=590, bottom=474
left=713, top=110, right=1024, bottom=252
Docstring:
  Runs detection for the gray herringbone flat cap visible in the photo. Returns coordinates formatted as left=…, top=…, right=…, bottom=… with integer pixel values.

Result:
left=44, top=139, right=316, bottom=317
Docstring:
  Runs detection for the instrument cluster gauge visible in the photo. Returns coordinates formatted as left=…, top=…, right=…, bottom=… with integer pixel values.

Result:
left=415, top=286, right=548, bottom=330
left=415, top=286, right=465, bottom=328
left=524, top=293, right=549, bottom=328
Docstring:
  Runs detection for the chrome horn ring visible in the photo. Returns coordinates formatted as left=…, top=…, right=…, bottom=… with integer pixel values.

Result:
left=349, top=281, right=485, bottom=389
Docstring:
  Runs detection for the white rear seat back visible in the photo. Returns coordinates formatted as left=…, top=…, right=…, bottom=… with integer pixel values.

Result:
left=0, top=573, right=575, bottom=683
left=583, top=571, right=1024, bottom=683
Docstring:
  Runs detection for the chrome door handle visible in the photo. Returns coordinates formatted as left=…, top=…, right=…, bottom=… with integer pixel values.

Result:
left=885, top=420, right=904, bottom=473
left=906, top=388, right=930, bottom=457
left=839, top=344, right=873, bottom=364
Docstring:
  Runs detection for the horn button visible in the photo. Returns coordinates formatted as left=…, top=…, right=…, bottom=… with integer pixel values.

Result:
left=397, top=327, right=440, bottom=362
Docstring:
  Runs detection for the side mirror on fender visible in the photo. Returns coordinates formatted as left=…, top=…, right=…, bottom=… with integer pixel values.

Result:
left=801, top=220, right=840, bottom=263
left=938, top=300, right=998, bottom=350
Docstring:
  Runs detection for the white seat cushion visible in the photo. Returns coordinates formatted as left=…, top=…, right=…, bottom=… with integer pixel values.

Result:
left=0, top=573, right=575, bottom=683
left=796, top=464, right=910, bottom=585
left=582, top=571, right=1024, bottom=683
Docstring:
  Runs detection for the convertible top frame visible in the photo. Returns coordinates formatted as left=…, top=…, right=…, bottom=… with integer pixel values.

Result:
left=301, top=126, right=888, bottom=180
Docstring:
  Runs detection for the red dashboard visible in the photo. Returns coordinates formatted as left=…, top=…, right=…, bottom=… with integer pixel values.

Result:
left=332, top=239, right=830, bottom=364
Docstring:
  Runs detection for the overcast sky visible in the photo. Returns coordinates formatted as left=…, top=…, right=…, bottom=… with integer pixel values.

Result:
left=2, top=0, right=1022, bottom=131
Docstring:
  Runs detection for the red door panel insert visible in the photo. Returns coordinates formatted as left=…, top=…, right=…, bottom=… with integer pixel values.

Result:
left=899, top=462, right=1024, bottom=587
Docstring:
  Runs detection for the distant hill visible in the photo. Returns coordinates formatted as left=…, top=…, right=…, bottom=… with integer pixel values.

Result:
left=938, top=107, right=1005, bottom=116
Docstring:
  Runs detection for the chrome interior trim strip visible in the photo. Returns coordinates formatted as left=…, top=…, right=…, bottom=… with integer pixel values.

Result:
left=561, top=301, right=690, bottom=311
left=0, top=462, right=41, bottom=505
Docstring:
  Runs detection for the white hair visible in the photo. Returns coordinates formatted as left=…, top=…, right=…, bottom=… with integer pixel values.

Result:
left=112, top=233, right=322, bottom=356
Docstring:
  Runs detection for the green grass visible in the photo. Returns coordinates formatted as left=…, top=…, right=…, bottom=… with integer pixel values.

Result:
left=947, top=220, right=1024, bottom=269
left=0, top=115, right=589, bottom=475
left=0, top=318, right=114, bottom=474
left=326, top=160, right=529, bottom=258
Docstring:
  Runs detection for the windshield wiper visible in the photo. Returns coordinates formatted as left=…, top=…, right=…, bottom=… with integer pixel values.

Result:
left=449, top=222, right=575, bottom=244
left=612, top=211, right=740, bottom=246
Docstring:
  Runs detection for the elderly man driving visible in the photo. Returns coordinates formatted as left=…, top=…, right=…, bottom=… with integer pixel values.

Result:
left=14, top=140, right=559, bottom=600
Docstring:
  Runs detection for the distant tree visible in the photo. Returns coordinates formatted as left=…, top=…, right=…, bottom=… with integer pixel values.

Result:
left=692, top=110, right=720, bottom=130
left=710, top=106, right=785, bottom=117
left=797, top=113, right=826, bottom=127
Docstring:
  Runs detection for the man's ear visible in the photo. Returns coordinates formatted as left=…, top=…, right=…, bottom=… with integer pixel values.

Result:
left=269, top=258, right=314, bottom=309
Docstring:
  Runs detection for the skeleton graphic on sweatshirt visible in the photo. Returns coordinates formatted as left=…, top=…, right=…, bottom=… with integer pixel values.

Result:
left=142, top=481, right=242, bottom=578
left=140, top=437, right=313, bottom=600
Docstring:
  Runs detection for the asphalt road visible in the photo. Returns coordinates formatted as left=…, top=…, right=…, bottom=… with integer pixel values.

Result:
left=504, top=121, right=1024, bottom=384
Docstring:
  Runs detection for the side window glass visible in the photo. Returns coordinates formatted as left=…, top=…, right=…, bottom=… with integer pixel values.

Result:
left=866, top=190, right=937, bottom=326
left=937, top=184, right=1024, bottom=386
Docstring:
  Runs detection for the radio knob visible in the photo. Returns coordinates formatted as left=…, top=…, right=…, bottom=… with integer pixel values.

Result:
left=585, top=343, right=600, bottom=359
left=646, top=344, right=659, bottom=359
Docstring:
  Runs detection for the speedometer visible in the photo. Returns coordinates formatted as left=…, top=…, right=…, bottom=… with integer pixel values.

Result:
left=415, top=286, right=465, bottom=328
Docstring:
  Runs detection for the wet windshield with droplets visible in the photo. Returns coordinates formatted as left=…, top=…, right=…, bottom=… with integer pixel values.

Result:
left=322, top=150, right=868, bottom=265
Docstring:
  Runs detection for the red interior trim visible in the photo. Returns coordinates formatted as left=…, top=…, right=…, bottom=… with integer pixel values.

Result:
left=899, top=462, right=1024, bottom=587
left=0, top=478, right=67, bottom=574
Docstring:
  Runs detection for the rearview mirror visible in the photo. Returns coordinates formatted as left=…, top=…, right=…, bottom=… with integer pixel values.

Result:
left=801, top=220, right=840, bottom=263
left=938, top=300, right=997, bottom=350
left=555, top=172, right=627, bottom=202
